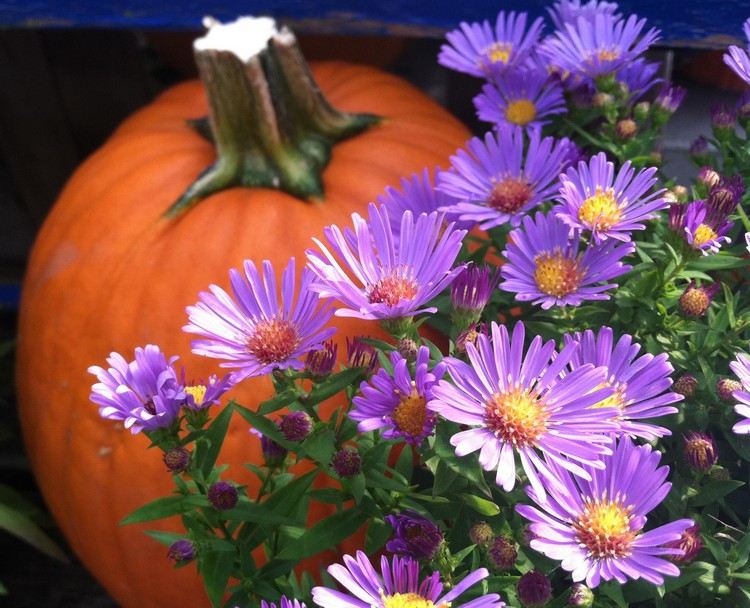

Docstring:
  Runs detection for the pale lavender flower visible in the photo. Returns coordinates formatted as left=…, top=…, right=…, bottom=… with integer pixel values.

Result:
left=306, top=204, right=466, bottom=320
left=474, top=68, right=566, bottom=131
left=439, top=11, right=544, bottom=78
left=184, top=258, right=335, bottom=382
left=181, top=371, right=234, bottom=411
left=730, top=352, right=750, bottom=434
left=437, top=126, right=570, bottom=230
left=312, top=551, right=506, bottom=608
left=563, top=326, right=681, bottom=439
left=428, top=321, right=618, bottom=498
left=556, top=152, right=667, bottom=242
left=516, top=437, right=694, bottom=588
left=88, top=344, right=186, bottom=434
left=261, top=597, right=306, bottom=608
left=724, top=44, right=750, bottom=86
left=547, top=0, right=620, bottom=31
left=655, top=84, right=687, bottom=114
left=351, top=346, right=444, bottom=445
left=541, top=14, right=660, bottom=79
left=500, top=211, right=634, bottom=309
left=615, top=58, right=662, bottom=101
left=668, top=200, right=734, bottom=255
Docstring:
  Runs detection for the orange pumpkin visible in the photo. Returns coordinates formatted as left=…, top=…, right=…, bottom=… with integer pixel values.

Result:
left=15, top=26, right=469, bottom=608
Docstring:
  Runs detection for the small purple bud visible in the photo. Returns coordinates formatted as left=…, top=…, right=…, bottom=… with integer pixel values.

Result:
left=708, top=175, right=744, bottom=214
left=469, top=521, right=495, bottom=547
left=451, top=264, right=498, bottom=324
left=665, top=523, right=703, bottom=564
left=346, top=337, right=378, bottom=373
left=717, top=378, right=742, bottom=401
left=207, top=481, right=239, bottom=511
left=280, top=411, right=313, bottom=442
left=679, top=282, right=720, bottom=317
left=568, top=583, right=594, bottom=607
left=711, top=104, right=736, bottom=140
left=615, top=118, right=637, bottom=140
left=488, top=536, right=517, bottom=571
left=690, top=136, right=709, bottom=159
left=655, top=84, right=686, bottom=114
left=518, top=570, right=552, bottom=607
left=684, top=431, right=718, bottom=472
left=385, top=511, right=444, bottom=560
left=163, top=447, right=191, bottom=473
left=673, top=374, right=698, bottom=397
left=305, top=341, right=337, bottom=377
left=331, top=447, right=361, bottom=477
left=252, top=427, right=288, bottom=467
left=738, top=90, right=750, bottom=121
left=167, top=539, right=196, bottom=564
left=697, top=166, right=721, bottom=189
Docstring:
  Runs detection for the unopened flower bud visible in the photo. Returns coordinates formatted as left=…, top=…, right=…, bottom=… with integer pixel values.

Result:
left=615, top=118, right=637, bottom=140
left=488, top=536, right=517, bottom=571
left=709, top=467, right=731, bottom=481
left=346, top=337, right=378, bottom=373
left=385, top=511, right=444, bottom=560
left=711, top=104, right=736, bottom=140
left=207, top=481, right=239, bottom=511
left=518, top=570, right=552, bottom=607
left=451, top=264, right=498, bottom=328
left=697, top=166, right=721, bottom=189
left=633, top=101, right=650, bottom=122
left=665, top=524, right=703, bottom=564
left=305, top=341, right=337, bottom=377
left=684, top=431, right=718, bottom=472
left=671, top=185, right=689, bottom=201
left=280, top=411, right=313, bottom=442
left=568, top=583, right=594, bottom=607
left=163, top=447, right=191, bottom=473
left=469, top=521, right=494, bottom=547
left=673, top=374, right=698, bottom=397
left=397, top=337, right=419, bottom=362
left=717, top=378, right=742, bottom=401
left=167, top=539, right=196, bottom=564
left=331, top=447, right=361, bottom=477
left=592, top=92, right=614, bottom=108
left=679, top=282, right=719, bottom=317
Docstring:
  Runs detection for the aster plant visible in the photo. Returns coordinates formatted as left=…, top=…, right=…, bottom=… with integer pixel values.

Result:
left=83, top=5, right=750, bottom=608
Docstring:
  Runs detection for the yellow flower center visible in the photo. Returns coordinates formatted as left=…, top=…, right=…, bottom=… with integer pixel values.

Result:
left=693, top=223, right=718, bottom=247
left=487, top=178, right=533, bottom=213
left=533, top=252, right=583, bottom=298
left=485, top=387, right=550, bottom=447
left=578, top=186, right=623, bottom=231
left=393, top=386, right=428, bottom=438
left=589, top=380, right=627, bottom=413
left=185, top=384, right=207, bottom=406
left=382, top=593, right=446, bottom=608
left=594, top=48, right=621, bottom=63
left=368, top=273, right=419, bottom=307
left=485, top=42, right=513, bottom=64
left=247, top=318, right=299, bottom=365
left=574, top=494, right=636, bottom=559
left=505, top=99, right=537, bottom=126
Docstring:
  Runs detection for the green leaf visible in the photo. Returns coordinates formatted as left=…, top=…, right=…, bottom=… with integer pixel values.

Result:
left=276, top=509, right=368, bottom=560
left=691, top=480, right=744, bottom=507
left=235, top=404, right=293, bottom=449
left=365, top=518, right=392, bottom=554
left=726, top=432, right=750, bottom=463
left=599, top=580, right=627, bottom=608
left=199, top=543, right=236, bottom=608
left=731, top=529, right=750, bottom=569
left=258, top=389, right=299, bottom=415
left=306, top=368, right=364, bottom=405
left=0, top=503, right=68, bottom=562
left=394, top=444, right=413, bottom=484
left=197, top=401, right=235, bottom=477
left=144, top=530, right=186, bottom=547
left=120, top=494, right=208, bottom=525
left=460, top=494, right=501, bottom=516
left=690, top=254, right=748, bottom=270
left=344, top=473, right=366, bottom=504
left=301, top=427, right=337, bottom=466
left=224, top=499, right=298, bottom=525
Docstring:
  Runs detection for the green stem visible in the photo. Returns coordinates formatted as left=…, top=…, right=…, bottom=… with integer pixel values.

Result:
left=736, top=199, right=750, bottom=233
left=167, top=18, right=379, bottom=217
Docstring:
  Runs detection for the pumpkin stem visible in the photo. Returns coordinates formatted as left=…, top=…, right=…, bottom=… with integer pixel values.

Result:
left=166, top=16, right=380, bottom=217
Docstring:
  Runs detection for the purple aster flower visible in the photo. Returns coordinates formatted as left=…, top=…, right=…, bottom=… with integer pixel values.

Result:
left=385, top=511, right=444, bottom=560
left=500, top=211, right=634, bottom=309
left=724, top=44, right=750, bottom=86
left=718, top=377, right=743, bottom=401
left=615, top=58, right=662, bottom=101
left=730, top=352, right=750, bottom=434
left=306, top=204, right=466, bottom=321
left=451, top=263, right=500, bottom=325
left=488, top=536, right=518, bottom=571
left=679, top=281, right=720, bottom=317
left=474, top=68, right=566, bottom=131
left=312, top=551, right=506, bottom=608
left=88, top=344, right=186, bottom=434
left=556, top=152, right=667, bottom=242
left=428, top=321, right=618, bottom=498
left=547, top=0, right=620, bottom=31
left=261, top=597, right=306, bottom=608
left=439, top=11, right=544, bottom=78
left=668, top=200, right=734, bottom=255
left=437, top=126, right=570, bottom=230
left=181, top=371, right=234, bottom=411
left=351, top=346, right=444, bottom=445
left=654, top=84, right=687, bottom=115
left=184, top=258, right=335, bottom=383
left=563, top=326, right=681, bottom=440
left=541, top=14, right=660, bottom=79
left=377, top=168, right=470, bottom=236
left=516, top=437, right=694, bottom=588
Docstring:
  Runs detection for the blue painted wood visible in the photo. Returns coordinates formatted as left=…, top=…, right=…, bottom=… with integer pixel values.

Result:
left=0, top=1, right=747, bottom=47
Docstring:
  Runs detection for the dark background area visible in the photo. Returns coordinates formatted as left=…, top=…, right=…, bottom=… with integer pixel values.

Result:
left=0, top=26, right=746, bottom=607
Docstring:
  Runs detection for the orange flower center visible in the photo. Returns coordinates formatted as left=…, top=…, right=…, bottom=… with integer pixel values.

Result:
left=393, top=386, right=428, bottom=437
left=693, top=223, right=718, bottom=247
left=594, top=48, right=621, bottom=63
left=488, top=178, right=533, bottom=213
left=485, top=387, right=550, bottom=447
left=578, top=186, right=623, bottom=231
left=247, top=318, right=299, bottom=365
left=368, top=274, right=419, bottom=307
left=574, top=494, right=636, bottom=559
left=533, top=252, right=583, bottom=298
left=485, top=42, right=513, bottom=64
left=505, top=99, right=537, bottom=126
